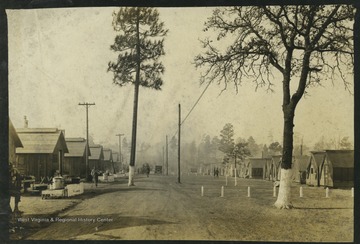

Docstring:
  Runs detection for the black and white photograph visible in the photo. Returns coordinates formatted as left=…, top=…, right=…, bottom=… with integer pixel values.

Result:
left=2, top=0, right=358, bottom=242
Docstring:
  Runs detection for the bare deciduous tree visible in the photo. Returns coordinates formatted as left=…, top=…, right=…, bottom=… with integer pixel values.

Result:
left=195, top=5, right=354, bottom=209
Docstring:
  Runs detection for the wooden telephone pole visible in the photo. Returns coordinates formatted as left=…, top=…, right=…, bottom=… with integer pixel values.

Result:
left=79, top=102, right=95, bottom=180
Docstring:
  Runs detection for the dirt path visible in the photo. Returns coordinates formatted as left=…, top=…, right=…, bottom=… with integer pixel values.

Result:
left=24, top=174, right=353, bottom=241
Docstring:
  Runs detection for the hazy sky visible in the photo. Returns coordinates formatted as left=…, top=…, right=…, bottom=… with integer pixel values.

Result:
left=7, top=7, right=354, bottom=150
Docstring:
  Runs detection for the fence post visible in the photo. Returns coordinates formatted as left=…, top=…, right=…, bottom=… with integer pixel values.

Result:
left=247, top=186, right=251, bottom=197
left=221, top=186, right=224, bottom=197
left=300, top=186, right=303, bottom=198
left=201, top=186, right=204, bottom=197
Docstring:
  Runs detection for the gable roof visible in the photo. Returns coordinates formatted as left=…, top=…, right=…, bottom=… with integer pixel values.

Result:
left=9, top=119, right=23, bottom=148
left=89, top=145, right=104, bottom=160
left=103, top=148, right=113, bottom=161
left=325, top=150, right=354, bottom=168
left=16, top=128, right=68, bottom=154
left=64, top=138, right=91, bottom=157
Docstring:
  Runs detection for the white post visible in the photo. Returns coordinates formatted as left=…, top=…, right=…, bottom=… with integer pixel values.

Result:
left=325, top=187, right=329, bottom=198
left=351, top=187, right=354, bottom=197
left=201, top=186, right=204, bottom=197
left=273, top=185, right=277, bottom=197
left=247, top=186, right=251, bottom=197
left=221, top=186, right=224, bottom=197
left=300, top=186, right=303, bottom=198
left=226, top=174, right=228, bottom=186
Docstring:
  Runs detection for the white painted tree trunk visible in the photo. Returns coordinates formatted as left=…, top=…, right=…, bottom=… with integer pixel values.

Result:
left=128, top=165, right=135, bottom=186
left=274, top=168, right=293, bottom=209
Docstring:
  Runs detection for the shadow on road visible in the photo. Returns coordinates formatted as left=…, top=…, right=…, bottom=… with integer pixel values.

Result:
left=25, top=214, right=175, bottom=240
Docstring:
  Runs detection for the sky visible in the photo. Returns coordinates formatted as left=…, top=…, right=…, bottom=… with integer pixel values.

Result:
left=7, top=6, right=354, bottom=153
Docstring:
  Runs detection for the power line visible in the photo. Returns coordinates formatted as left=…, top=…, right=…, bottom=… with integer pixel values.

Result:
left=181, top=81, right=212, bottom=126
left=168, top=80, right=212, bottom=141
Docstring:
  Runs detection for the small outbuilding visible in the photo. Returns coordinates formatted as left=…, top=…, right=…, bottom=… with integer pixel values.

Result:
left=246, top=158, right=272, bottom=179
left=292, top=155, right=310, bottom=184
left=306, top=151, right=326, bottom=187
left=319, top=150, right=354, bottom=188
left=103, top=148, right=114, bottom=173
left=88, top=145, right=104, bottom=171
left=15, top=128, right=69, bottom=182
left=63, top=138, right=91, bottom=178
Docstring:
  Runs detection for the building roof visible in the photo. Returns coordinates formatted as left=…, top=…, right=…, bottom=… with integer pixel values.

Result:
left=309, top=151, right=326, bottom=168
left=325, top=150, right=354, bottom=168
left=16, top=128, right=68, bottom=154
left=89, top=145, right=104, bottom=160
left=9, top=119, right=23, bottom=148
left=64, top=138, right=91, bottom=157
left=103, top=148, right=113, bottom=161
left=293, top=155, right=310, bottom=171
left=247, top=158, right=272, bottom=168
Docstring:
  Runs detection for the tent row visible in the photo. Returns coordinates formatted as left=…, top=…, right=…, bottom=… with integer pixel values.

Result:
left=9, top=119, right=118, bottom=182
left=242, top=150, right=354, bottom=188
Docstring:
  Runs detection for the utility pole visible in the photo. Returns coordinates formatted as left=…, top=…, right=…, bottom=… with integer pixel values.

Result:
left=162, top=146, right=165, bottom=175
left=116, top=133, right=124, bottom=171
left=79, top=102, right=95, bottom=180
left=178, top=104, right=181, bottom=184
left=166, top=135, right=168, bottom=175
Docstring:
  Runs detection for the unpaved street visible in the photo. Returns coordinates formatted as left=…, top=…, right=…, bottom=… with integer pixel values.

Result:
left=21, top=174, right=353, bottom=241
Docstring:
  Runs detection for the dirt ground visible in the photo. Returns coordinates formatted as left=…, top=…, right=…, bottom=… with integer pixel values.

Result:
left=9, top=174, right=354, bottom=242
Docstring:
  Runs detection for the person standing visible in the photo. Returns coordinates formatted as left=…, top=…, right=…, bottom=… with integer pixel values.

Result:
left=9, top=164, right=22, bottom=214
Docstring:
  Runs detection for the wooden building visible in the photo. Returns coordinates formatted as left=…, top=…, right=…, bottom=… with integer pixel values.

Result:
left=9, top=119, right=23, bottom=164
left=246, top=158, right=272, bottom=179
left=103, top=148, right=114, bottom=173
left=319, top=150, right=354, bottom=188
left=15, top=128, right=69, bottom=182
left=88, top=145, right=104, bottom=171
left=292, top=155, right=310, bottom=184
left=63, top=138, right=91, bottom=178
left=306, top=151, right=326, bottom=187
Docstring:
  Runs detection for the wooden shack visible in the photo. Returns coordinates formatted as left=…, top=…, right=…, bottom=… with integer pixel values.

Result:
left=319, top=150, right=354, bottom=188
left=292, top=155, right=310, bottom=184
left=306, top=151, right=326, bottom=187
left=15, top=128, right=69, bottom=182
left=88, top=145, right=104, bottom=171
left=63, top=138, right=91, bottom=178
left=103, top=148, right=114, bottom=173
left=246, top=158, right=272, bottom=179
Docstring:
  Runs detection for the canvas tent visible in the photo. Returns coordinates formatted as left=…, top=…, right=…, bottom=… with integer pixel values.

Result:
left=306, top=151, right=326, bottom=187
left=269, top=155, right=282, bottom=181
left=16, top=128, right=69, bottom=182
left=292, top=155, right=310, bottom=184
left=319, top=150, right=354, bottom=188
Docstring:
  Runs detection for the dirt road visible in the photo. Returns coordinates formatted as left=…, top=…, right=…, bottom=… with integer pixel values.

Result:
left=23, top=174, right=353, bottom=241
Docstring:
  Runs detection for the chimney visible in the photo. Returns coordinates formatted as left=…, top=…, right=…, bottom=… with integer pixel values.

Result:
left=24, top=116, right=28, bottom=128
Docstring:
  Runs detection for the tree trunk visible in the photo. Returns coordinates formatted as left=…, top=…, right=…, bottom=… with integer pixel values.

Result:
left=128, top=165, right=135, bottom=187
left=274, top=105, right=295, bottom=209
left=128, top=9, right=141, bottom=187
